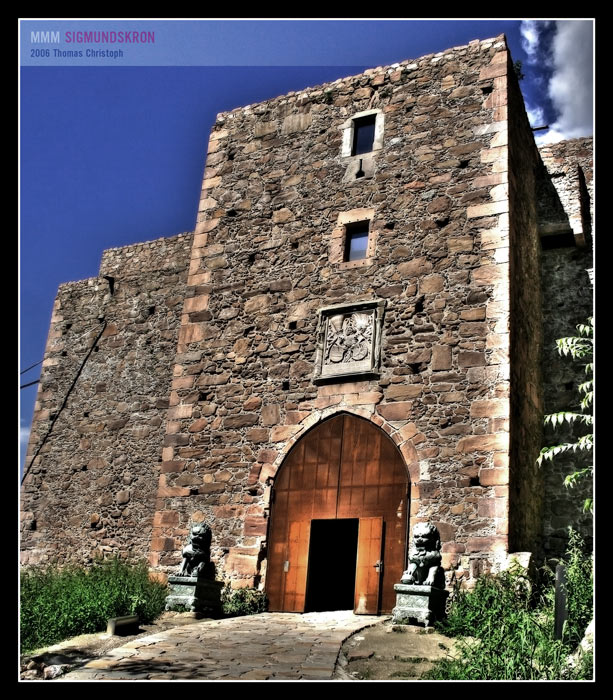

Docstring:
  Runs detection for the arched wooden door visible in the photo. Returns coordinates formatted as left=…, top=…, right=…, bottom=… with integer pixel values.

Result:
left=266, top=413, right=409, bottom=614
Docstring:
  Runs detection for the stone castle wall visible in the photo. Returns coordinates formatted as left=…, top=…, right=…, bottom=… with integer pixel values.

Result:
left=21, top=36, right=593, bottom=589
left=506, top=59, right=545, bottom=554
left=538, top=138, right=594, bottom=555
left=151, top=35, right=526, bottom=587
left=21, top=233, right=193, bottom=566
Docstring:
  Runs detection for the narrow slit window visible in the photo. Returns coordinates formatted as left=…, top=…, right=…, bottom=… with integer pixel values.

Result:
left=344, top=222, right=370, bottom=262
left=352, top=115, right=377, bottom=156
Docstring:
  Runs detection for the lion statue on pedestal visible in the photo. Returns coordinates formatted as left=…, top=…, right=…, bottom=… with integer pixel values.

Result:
left=178, top=523, right=212, bottom=578
left=401, top=522, right=445, bottom=589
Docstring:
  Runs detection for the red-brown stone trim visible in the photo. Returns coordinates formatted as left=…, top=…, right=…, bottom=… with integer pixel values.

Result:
left=266, top=406, right=419, bottom=492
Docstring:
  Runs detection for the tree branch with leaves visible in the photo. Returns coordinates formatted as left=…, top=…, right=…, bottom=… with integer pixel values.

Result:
left=537, top=317, right=593, bottom=512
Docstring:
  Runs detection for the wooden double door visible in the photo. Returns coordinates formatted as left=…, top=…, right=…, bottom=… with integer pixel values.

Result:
left=266, top=414, right=409, bottom=614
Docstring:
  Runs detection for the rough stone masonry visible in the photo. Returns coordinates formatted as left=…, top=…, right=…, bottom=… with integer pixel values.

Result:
left=22, top=34, right=593, bottom=601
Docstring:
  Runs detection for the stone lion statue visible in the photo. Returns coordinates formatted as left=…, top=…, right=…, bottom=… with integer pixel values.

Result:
left=401, top=522, right=445, bottom=589
left=178, top=523, right=212, bottom=578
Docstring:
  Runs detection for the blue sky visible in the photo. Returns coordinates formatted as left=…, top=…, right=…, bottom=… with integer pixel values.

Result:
left=19, top=19, right=594, bottom=468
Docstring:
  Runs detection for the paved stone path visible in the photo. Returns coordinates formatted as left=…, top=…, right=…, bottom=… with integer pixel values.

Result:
left=61, top=611, right=383, bottom=681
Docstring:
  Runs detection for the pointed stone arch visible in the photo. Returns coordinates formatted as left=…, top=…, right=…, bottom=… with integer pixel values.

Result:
left=264, top=410, right=415, bottom=614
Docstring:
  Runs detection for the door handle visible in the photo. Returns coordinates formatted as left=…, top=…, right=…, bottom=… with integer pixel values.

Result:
left=373, top=560, right=383, bottom=574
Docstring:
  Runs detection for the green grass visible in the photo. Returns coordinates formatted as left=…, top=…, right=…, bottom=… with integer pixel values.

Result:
left=20, top=558, right=168, bottom=653
left=424, top=531, right=593, bottom=680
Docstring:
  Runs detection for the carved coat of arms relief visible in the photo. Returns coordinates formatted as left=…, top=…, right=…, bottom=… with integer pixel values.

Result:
left=314, top=300, right=385, bottom=382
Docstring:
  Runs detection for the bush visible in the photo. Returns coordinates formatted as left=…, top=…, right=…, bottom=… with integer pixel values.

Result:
left=439, top=564, right=533, bottom=640
left=562, top=529, right=594, bottom=646
left=425, top=533, right=593, bottom=680
left=20, top=558, right=168, bottom=653
left=220, top=585, right=267, bottom=617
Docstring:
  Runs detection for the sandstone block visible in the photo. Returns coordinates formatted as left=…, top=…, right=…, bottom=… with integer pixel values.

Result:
left=223, top=414, right=259, bottom=429
left=254, top=121, right=277, bottom=138
left=261, top=405, right=281, bottom=426
left=281, top=113, right=312, bottom=134
left=467, top=200, right=508, bottom=219
left=397, top=257, right=432, bottom=277
left=272, top=208, right=294, bottom=224
left=479, top=468, right=509, bottom=485
left=244, top=294, right=270, bottom=314
left=156, top=485, right=191, bottom=498
left=377, top=402, right=413, bottom=421
left=466, top=536, right=507, bottom=553
left=246, top=428, right=270, bottom=443
left=420, top=275, right=445, bottom=293
left=225, top=550, right=259, bottom=576
left=385, top=384, right=424, bottom=401
left=179, top=323, right=206, bottom=345
left=188, top=418, right=208, bottom=433
left=183, top=295, right=210, bottom=313
left=270, top=425, right=301, bottom=442
left=354, top=391, right=383, bottom=404
left=460, top=307, right=486, bottom=321
left=456, top=433, right=507, bottom=453
left=172, top=375, right=195, bottom=390
left=470, top=399, right=508, bottom=418
left=478, top=62, right=508, bottom=81
left=432, top=345, right=452, bottom=370
left=151, top=537, right=177, bottom=552
left=257, top=448, right=278, bottom=463
left=426, top=196, right=451, bottom=213
left=458, top=351, right=486, bottom=367
left=153, top=511, right=180, bottom=526
left=243, top=515, right=268, bottom=537
left=398, top=422, right=419, bottom=442
left=459, top=322, right=487, bottom=337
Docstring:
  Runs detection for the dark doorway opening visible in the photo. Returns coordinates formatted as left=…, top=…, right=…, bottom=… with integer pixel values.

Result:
left=305, top=518, right=359, bottom=612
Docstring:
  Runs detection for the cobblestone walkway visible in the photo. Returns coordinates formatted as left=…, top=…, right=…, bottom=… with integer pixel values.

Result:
left=61, top=611, right=383, bottom=681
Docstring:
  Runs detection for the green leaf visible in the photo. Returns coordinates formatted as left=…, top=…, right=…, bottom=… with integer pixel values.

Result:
left=538, top=316, right=594, bottom=515
left=544, top=411, right=586, bottom=428
left=563, top=467, right=593, bottom=488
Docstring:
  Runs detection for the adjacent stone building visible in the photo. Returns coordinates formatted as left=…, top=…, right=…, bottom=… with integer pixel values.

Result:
left=21, top=34, right=593, bottom=614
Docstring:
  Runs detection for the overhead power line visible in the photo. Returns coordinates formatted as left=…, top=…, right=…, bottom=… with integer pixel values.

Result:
left=20, top=359, right=43, bottom=375
left=20, top=379, right=40, bottom=390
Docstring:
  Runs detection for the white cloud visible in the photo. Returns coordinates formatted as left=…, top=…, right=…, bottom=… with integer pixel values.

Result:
left=545, top=20, right=594, bottom=141
left=520, top=19, right=554, bottom=64
left=534, top=128, right=566, bottom=146
left=20, top=423, right=30, bottom=446
left=525, top=103, right=545, bottom=128
left=520, top=20, right=541, bottom=62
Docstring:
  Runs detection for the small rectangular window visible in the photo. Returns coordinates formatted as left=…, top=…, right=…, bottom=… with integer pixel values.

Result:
left=344, top=222, right=370, bottom=261
left=540, top=231, right=577, bottom=249
left=352, top=115, right=377, bottom=156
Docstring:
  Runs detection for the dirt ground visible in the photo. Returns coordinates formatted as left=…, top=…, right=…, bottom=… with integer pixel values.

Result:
left=335, top=619, right=458, bottom=680
left=20, top=612, right=457, bottom=681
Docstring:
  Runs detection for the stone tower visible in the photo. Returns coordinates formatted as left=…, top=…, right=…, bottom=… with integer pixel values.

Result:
left=22, top=34, right=593, bottom=614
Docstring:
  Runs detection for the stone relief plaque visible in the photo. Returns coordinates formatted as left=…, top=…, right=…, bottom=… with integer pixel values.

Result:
left=313, top=299, right=386, bottom=383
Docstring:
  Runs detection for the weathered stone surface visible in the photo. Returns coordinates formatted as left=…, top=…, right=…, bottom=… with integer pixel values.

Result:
left=21, top=36, right=592, bottom=593
left=21, top=234, right=192, bottom=566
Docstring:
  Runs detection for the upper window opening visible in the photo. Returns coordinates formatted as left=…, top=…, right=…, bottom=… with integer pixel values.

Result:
left=344, top=222, right=370, bottom=262
left=540, top=231, right=577, bottom=250
left=352, top=115, right=377, bottom=156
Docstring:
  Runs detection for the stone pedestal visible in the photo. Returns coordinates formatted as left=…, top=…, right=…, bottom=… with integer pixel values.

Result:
left=165, top=576, right=224, bottom=616
left=392, top=583, right=448, bottom=627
